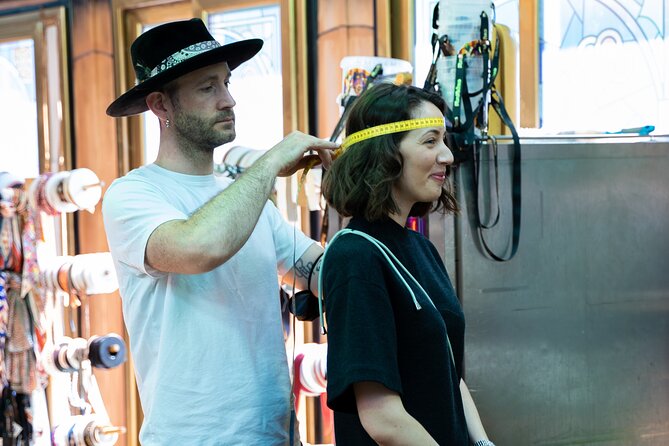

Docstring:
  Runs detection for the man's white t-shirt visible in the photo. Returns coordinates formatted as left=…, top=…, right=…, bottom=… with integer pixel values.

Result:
left=102, top=164, right=313, bottom=445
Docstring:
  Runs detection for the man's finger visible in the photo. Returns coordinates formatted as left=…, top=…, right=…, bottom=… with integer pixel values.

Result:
left=317, top=147, right=334, bottom=170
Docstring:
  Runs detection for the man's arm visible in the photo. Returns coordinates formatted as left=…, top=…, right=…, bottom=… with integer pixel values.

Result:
left=146, top=132, right=335, bottom=274
left=281, top=242, right=323, bottom=293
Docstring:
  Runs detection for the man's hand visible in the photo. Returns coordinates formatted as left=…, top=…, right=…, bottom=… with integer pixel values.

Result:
left=264, top=131, right=337, bottom=177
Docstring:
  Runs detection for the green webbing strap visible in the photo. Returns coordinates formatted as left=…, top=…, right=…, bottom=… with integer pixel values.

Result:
left=480, top=11, right=489, bottom=41
left=422, top=10, right=522, bottom=261
left=478, top=12, right=491, bottom=129
left=451, top=17, right=500, bottom=138
left=450, top=19, right=521, bottom=261
left=452, top=53, right=466, bottom=128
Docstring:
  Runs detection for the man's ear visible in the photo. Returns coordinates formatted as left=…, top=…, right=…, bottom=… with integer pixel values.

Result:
left=146, top=91, right=169, bottom=121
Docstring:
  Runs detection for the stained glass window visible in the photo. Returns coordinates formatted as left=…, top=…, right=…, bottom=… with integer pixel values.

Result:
left=540, top=0, right=668, bottom=133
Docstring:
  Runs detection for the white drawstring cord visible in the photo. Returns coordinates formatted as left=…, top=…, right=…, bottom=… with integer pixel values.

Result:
left=318, top=228, right=455, bottom=366
left=319, top=228, right=456, bottom=366
left=318, top=228, right=438, bottom=334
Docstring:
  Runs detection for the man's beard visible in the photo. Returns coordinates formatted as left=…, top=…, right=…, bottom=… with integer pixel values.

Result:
left=173, top=110, right=236, bottom=156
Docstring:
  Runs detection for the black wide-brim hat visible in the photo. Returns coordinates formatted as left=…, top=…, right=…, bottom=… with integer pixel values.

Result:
left=107, top=18, right=263, bottom=117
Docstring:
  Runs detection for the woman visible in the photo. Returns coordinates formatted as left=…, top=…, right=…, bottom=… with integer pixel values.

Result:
left=320, top=83, right=494, bottom=446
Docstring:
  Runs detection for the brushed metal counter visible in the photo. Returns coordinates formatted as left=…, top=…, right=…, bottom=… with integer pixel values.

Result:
left=429, top=136, right=669, bottom=446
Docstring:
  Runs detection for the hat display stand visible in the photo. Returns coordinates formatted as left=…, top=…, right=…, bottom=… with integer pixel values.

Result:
left=31, top=168, right=103, bottom=215
left=294, top=342, right=327, bottom=397
left=218, top=145, right=266, bottom=179
left=52, top=414, right=125, bottom=446
left=292, top=342, right=332, bottom=437
left=42, top=252, right=118, bottom=297
left=1, top=168, right=123, bottom=445
left=41, top=333, right=126, bottom=375
left=38, top=251, right=123, bottom=443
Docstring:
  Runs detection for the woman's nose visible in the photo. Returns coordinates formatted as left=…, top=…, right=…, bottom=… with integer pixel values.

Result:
left=438, top=141, right=455, bottom=166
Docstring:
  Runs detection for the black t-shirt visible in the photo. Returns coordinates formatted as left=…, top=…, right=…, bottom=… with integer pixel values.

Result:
left=323, top=217, right=469, bottom=445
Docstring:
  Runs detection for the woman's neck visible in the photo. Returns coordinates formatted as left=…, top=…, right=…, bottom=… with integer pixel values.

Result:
left=388, top=210, right=408, bottom=227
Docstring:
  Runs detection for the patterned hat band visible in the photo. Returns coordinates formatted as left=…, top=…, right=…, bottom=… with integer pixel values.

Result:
left=146, top=40, right=222, bottom=80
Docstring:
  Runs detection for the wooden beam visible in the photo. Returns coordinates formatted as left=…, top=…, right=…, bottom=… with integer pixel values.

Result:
left=389, top=0, right=413, bottom=63
left=519, top=0, right=539, bottom=127
left=70, top=1, right=127, bottom=445
left=0, top=0, right=50, bottom=10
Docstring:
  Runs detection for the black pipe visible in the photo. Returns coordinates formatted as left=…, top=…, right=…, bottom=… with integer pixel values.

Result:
left=306, top=0, right=321, bottom=243
left=306, top=0, right=318, bottom=139
left=64, top=1, right=80, bottom=256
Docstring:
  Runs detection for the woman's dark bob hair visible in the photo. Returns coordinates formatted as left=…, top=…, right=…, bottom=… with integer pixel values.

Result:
left=322, top=83, right=458, bottom=222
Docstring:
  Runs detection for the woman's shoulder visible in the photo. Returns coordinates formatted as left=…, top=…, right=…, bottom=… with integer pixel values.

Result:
left=325, top=231, right=382, bottom=261
left=322, top=232, right=393, bottom=297
left=323, top=231, right=400, bottom=284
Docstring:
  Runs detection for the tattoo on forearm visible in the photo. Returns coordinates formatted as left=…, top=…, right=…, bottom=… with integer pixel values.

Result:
left=294, top=258, right=311, bottom=279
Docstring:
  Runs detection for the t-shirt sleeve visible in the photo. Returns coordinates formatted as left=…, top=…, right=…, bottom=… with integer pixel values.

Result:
left=323, top=236, right=402, bottom=413
left=265, top=201, right=315, bottom=276
left=102, top=177, right=186, bottom=277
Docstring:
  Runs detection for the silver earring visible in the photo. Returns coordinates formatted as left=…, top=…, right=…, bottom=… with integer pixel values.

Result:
left=165, top=118, right=171, bottom=128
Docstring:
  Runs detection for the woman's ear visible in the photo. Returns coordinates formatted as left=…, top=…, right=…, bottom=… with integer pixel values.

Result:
left=146, top=91, right=169, bottom=121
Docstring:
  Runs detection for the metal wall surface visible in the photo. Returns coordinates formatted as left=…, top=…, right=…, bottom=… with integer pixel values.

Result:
left=438, top=137, right=669, bottom=446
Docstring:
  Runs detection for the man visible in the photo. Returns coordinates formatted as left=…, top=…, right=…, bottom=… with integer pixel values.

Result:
left=102, top=18, right=335, bottom=445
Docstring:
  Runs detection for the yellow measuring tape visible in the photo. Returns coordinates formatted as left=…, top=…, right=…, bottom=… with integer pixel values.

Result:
left=339, top=117, right=446, bottom=151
